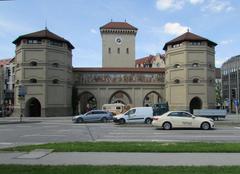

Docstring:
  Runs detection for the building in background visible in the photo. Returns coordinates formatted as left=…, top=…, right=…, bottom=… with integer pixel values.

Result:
left=0, top=58, right=15, bottom=116
left=221, top=55, right=240, bottom=112
left=135, top=54, right=165, bottom=68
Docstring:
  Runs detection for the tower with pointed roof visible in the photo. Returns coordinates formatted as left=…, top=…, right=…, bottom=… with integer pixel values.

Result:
left=12, top=29, right=74, bottom=117
left=163, top=31, right=217, bottom=112
left=100, top=21, right=138, bottom=67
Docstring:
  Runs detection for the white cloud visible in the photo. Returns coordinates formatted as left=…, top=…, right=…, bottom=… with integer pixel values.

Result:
left=202, top=0, right=234, bottom=13
left=215, top=58, right=225, bottom=67
left=156, top=0, right=233, bottom=13
left=90, top=29, right=97, bottom=34
left=164, top=22, right=189, bottom=36
left=189, top=0, right=204, bottom=5
left=156, top=0, right=185, bottom=11
left=220, top=39, right=233, bottom=45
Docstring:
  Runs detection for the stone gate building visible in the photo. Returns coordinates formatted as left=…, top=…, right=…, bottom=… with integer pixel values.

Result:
left=11, top=21, right=217, bottom=117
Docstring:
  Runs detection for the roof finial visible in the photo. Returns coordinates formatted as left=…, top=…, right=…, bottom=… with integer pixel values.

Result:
left=125, top=19, right=126, bottom=22
left=111, top=19, right=113, bottom=22
left=187, top=28, right=190, bottom=32
left=45, top=19, right=48, bottom=30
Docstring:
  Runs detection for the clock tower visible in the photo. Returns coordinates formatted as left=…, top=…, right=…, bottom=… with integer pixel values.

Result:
left=100, top=21, right=138, bottom=67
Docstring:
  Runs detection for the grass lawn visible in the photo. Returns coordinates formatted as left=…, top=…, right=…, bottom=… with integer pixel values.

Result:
left=1, top=165, right=240, bottom=174
left=2, top=142, right=240, bottom=152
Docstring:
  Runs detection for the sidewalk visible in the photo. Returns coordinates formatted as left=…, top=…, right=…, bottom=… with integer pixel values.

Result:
left=0, top=151, right=240, bottom=166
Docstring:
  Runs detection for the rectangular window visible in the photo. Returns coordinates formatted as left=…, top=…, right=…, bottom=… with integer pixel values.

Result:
left=49, top=40, right=63, bottom=47
left=108, top=48, right=111, bottom=54
left=126, top=48, right=129, bottom=54
left=191, top=42, right=201, bottom=46
left=118, top=48, right=120, bottom=54
left=27, top=39, right=42, bottom=44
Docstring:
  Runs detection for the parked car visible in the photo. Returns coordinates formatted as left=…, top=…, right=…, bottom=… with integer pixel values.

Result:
left=113, top=107, right=153, bottom=124
left=152, top=111, right=214, bottom=130
left=72, top=110, right=113, bottom=123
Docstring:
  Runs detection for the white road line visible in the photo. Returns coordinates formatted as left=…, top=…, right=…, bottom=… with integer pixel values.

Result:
left=21, top=134, right=66, bottom=137
left=0, top=142, right=13, bottom=145
left=0, top=129, right=14, bottom=131
left=16, top=125, right=32, bottom=128
left=109, top=132, right=151, bottom=135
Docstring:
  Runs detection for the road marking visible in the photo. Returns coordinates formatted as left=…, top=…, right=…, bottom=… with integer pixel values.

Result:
left=22, top=134, right=66, bottom=137
left=109, top=132, right=153, bottom=135
left=16, top=125, right=32, bottom=128
left=0, top=142, right=13, bottom=145
left=0, top=129, right=14, bottom=131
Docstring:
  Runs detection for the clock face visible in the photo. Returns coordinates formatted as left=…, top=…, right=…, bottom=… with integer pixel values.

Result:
left=115, top=37, right=122, bottom=44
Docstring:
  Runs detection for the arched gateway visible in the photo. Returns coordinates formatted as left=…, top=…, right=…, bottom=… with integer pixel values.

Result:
left=25, top=98, right=41, bottom=117
left=189, top=97, right=202, bottom=114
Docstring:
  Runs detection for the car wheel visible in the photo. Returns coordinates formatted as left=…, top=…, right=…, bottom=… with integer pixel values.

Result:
left=119, top=118, right=126, bottom=124
left=145, top=118, right=152, bottom=124
left=201, top=122, right=210, bottom=130
left=162, top=122, right=172, bottom=130
left=101, top=117, right=107, bottom=123
left=77, top=118, right=83, bottom=123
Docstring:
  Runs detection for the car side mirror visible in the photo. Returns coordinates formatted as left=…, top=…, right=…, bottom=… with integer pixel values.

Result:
left=192, top=115, right=196, bottom=119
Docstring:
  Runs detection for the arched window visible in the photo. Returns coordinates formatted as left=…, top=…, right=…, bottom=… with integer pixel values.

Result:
left=52, top=79, right=59, bottom=84
left=192, top=63, right=199, bottom=67
left=193, top=78, right=200, bottom=83
left=30, top=78, right=37, bottom=83
left=30, top=61, right=37, bottom=66
left=52, top=63, right=59, bottom=68
left=174, top=79, right=180, bottom=84
left=174, top=64, right=180, bottom=68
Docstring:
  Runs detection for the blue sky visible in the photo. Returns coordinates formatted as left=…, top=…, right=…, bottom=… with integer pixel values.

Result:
left=0, top=0, right=239, bottom=67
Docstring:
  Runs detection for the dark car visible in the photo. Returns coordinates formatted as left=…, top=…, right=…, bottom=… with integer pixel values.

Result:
left=72, top=110, right=113, bottom=123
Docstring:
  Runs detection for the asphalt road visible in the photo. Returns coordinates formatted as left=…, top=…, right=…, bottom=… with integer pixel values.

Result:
left=1, top=116, right=240, bottom=148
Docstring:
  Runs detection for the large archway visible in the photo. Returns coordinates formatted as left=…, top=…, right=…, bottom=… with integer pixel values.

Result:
left=25, top=98, right=41, bottom=117
left=189, top=97, right=202, bottom=114
left=109, top=91, right=132, bottom=105
left=143, top=91, right=163, bottom=106
left=78, top=92, right=97, bottom=114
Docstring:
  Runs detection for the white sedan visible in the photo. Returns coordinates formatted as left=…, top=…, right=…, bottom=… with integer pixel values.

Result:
left=152, top=111, right=214, bottom=130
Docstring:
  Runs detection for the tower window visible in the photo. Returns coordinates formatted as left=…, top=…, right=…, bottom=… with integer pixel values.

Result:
left=174, top=64, right=180, bottom=68
left=52, top=79, right=59, bottom=84
left=193, top=78, right=200, bottom=83
left=108, top=48, right=111, bottom=54
left=192, top=63, right=199, bottom=67
left=117, top=48, right=120, bottom=54
left=52, top=63, right=59, bottom=68
left=30, top=78, right=37, bottom=83
left=49, top=40, right=63, bottom=47
left=174, top=79, right=180, bottom=84
left=191, top=42, right=201, bottom=46
left=126, top=48, right=129, bottom=54
left=27, top=39, right=41, bottom=44
left=30, top=61, right=37, bottom=66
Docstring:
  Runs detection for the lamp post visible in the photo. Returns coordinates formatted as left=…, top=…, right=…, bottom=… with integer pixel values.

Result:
left=18, top=84, right=26, bottom=122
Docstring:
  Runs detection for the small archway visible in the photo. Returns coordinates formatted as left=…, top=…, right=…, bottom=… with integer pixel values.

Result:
left=78, top=91, right=97, bottom=114
left=143, top=91, right=162, bottom=106
left=25, top=98, right=41, bottom=117
left=189, top=97, right=202, bottom=114
left=109, top=91, right=132, bottom=105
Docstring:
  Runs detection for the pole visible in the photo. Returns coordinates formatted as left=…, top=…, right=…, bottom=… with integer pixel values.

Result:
left=20, top=97, right=23, bottom=122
